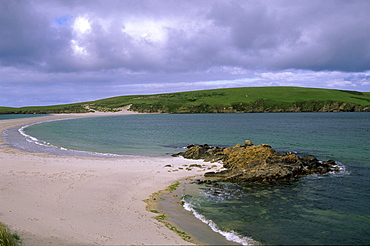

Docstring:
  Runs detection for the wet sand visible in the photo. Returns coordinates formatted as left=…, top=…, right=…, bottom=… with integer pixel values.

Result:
left=157, top=180, right=241, bottom=245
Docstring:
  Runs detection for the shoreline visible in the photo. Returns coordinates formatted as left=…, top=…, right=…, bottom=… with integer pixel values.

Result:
left=154, top=179, right=242, bottom=245
left=0, top=111, right=226, bottom=245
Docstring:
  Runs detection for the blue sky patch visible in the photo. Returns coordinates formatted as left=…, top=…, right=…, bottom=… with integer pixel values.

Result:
left=54, top=15, right=73, bottom=27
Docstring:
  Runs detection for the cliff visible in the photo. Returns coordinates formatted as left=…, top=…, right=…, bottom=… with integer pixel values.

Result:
left=131, top=99, right=370, bottom=113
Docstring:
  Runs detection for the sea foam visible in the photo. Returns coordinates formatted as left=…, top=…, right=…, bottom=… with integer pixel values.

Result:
left=182, top=200, right=259, bottom=246
left=9, top=119, right=131, bottom=158
left=19, top=122, right=52, bottom=147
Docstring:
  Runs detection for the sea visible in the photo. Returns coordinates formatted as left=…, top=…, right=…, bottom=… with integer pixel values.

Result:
left=2, top=112, right=370, bottom=245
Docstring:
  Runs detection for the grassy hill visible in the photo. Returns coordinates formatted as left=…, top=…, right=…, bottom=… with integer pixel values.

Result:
left=1, top=87, right=370, bottom=114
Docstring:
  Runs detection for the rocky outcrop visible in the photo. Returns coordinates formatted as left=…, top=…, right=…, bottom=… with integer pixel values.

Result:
left=173, top=141, right=339, bottom=182
left=172, top=144, right=226, bottom=162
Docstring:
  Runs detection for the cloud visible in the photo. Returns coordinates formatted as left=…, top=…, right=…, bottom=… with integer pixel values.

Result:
left=2, top=66, right=368, bottom=107
left=2, top=0, right=369, bottom=73
left=326, top=80, right=357, bottom=88
left=0, top=0, right=370, bottom=106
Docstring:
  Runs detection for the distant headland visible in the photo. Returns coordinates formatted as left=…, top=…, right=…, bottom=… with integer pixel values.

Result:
left=1, top=86, right=369, bottom=114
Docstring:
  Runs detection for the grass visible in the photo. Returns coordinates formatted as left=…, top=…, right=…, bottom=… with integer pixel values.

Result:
left=167, top=181, right=181, bottom=192
left=1, top=86, right=370, bottom=114
left=0, top=223, right=20, bottom=246
left=127, top=87, right=370, bottom=113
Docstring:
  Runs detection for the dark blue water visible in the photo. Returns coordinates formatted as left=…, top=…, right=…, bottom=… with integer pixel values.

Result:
left=4, top=112, right=370, bottom=245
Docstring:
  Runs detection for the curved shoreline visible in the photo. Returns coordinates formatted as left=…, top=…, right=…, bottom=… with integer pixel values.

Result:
left=0, top=112, right=225, bottom=245
left=153, top=179, right=247, bottom=245
left=5, top=120, right=136, bottom=158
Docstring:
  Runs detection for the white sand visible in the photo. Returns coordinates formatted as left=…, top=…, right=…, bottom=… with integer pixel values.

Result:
left=0, top=112, right=222, bottom=245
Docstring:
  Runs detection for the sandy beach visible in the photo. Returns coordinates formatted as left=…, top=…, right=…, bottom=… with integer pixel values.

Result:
left=0, top=111, right=224, bottom=245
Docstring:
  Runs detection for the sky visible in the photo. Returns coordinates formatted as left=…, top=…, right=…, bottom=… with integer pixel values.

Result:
left=1, top=0, right=370, bottom=107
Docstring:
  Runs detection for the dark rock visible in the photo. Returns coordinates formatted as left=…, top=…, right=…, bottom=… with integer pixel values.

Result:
left=189, top=164, right=203, bottom=168
left=173, top=144, right=225, bottom=162
left=204, top=169, right=233, bottom=177
left=301, top=155, right=319, bottom=168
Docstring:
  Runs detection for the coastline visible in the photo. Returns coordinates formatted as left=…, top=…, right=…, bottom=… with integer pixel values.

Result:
left=154, top=180, right=243, bottom=245
left=0, top=111, right=225, bottom=245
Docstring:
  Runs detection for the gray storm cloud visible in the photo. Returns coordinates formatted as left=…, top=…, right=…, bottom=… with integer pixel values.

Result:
left=0, top=0, right=369, bottom=106
left=2, top=0, right=369, bottom=72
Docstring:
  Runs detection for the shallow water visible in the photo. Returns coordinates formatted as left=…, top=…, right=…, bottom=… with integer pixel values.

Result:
left=3, top=112, right=370, bottom=244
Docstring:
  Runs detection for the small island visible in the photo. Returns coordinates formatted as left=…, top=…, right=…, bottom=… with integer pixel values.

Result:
left=173, top=140, right=339, bottom=182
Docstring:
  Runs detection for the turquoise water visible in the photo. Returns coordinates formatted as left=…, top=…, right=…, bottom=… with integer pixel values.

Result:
left=4, top=112, right=370, bottom=245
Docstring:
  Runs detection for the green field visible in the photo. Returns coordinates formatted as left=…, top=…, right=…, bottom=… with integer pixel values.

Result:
left=1, top=87, right=370, bottom=114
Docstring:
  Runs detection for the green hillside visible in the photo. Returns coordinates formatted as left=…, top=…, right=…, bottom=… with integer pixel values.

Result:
left=0, top=107, right=15, bottom=113
left=1, top=87, right=370, bottom=114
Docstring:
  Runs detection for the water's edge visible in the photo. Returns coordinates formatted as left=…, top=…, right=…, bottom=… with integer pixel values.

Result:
left=3, top=120, right=244, bottom=245
left=3, top=120, right=142, bottom=158
left=155, top=180, right=247, bottom=245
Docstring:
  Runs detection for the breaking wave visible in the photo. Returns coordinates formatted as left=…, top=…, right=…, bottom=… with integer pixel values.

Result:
left=182, top=200, right=259, bottom=246
left=4, top=119, right=132, bottom=158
